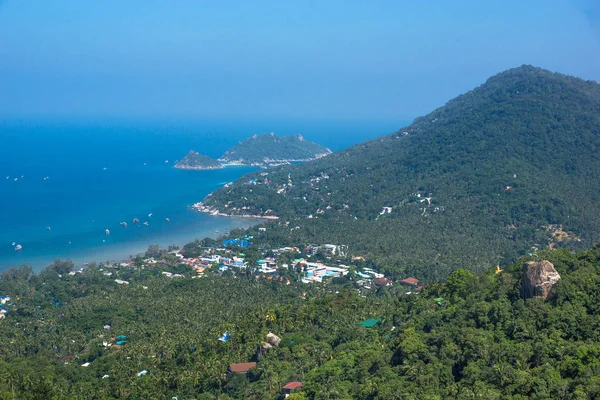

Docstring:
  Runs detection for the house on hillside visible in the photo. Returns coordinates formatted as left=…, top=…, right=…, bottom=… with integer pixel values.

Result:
left=400, top=277, right=420, bottom=286
left=282, top=381, right=303, bottom=397
left=358, top=318, right=381, bottom=328
left=227, top=362, right=257, bottom=374
left=373, top=277, right=393, bottom=287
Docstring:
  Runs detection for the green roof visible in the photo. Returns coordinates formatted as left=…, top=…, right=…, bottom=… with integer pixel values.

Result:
left=358, top=318, right=381, bottom=328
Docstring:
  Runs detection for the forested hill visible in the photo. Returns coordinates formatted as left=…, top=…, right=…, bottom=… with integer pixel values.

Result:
left=203, top=66, right=600, bottom=278
left=219, top=133, right=332, bottom=166
left=174, top=150, right=222, bottom=170
left=4, top=244, right=600, bottom=398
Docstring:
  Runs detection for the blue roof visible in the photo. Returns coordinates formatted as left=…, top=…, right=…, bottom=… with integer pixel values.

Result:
left=223, top=239, right=250, bottom=248
left=218, top=332, right=231, bottom=342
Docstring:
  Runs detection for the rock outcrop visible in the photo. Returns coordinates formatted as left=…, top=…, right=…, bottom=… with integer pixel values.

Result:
left=522, top=260, right=561, bottom=299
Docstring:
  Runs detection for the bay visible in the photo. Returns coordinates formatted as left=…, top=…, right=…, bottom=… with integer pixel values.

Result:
left=0, top=117, right=404, bottom=270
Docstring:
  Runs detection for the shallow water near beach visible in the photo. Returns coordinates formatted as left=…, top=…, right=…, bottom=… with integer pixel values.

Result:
left=0, top=117, right=403, bottom=271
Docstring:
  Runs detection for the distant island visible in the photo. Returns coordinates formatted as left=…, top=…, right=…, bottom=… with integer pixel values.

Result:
left=174, top=151, right=223, bottom=170
left=174, top=133, right=332, bottom=170
left=219, top=133, right=332, bottom=167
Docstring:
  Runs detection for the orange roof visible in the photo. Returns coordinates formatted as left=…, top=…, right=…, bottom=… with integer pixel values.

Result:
left=228, top=362, right=256, bottom=373
left=282, top=381, right=303, bottom=390
left=401, top=277, right=419, bottom=285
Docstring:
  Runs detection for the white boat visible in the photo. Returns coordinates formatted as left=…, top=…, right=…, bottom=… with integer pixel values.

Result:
left=15, top=244, right=22, bottom=251
left=11, top=242, right=15, bottom=246
left=165, top=218, right=171, bottom=223
left=143, top=221, right=149, bottom=226
left=105, top=229, right=110, bottom=235
left=148, top=213, right=152, bottom=217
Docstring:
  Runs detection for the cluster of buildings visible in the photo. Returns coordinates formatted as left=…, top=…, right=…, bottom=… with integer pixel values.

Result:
left=88, top=238, right=422, bottom=296
left=142, top=242, right=422, bottom=293
left=298, top=260, right=349, bottom=283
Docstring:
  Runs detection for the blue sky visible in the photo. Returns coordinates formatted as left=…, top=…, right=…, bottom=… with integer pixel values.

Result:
left=1, top=0, right=599, bottom=120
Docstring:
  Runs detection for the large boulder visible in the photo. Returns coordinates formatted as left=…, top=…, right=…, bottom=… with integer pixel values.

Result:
left=522, top=260, right=561, bottom=299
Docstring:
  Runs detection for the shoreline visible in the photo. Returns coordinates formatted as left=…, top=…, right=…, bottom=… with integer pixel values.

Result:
left=190, top=202, right=279, bottom=220
left=218, top=155, right=331, bottom=168
left=0, top=215, right=259, bottom=272
left=173, top=165, right=224, bottom=170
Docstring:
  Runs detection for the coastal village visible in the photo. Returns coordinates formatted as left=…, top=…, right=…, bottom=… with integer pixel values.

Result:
left=0, top=228, right=424, bottom=395
left=106, top=235, right=421, bottom=295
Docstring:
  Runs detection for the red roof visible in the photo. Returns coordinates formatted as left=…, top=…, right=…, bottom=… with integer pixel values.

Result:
left=282, top=381, right=303, bottom=390
left=401, top=277, right=420, bottom=285
left=228, top=362, right=256, bottom=373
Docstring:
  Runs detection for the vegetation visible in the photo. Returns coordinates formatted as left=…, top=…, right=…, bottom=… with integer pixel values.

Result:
left=3, top=65, right=600, bottom=399
left=2, top=242, right=600, bottom=398
left=219, top=133, right=332, bottom=166
left=204, top=66, right=600, bottom=278
left=174, top=150, right=223, bottom=170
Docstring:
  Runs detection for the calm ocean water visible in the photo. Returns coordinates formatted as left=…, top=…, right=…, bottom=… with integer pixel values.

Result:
left=0, top=117, right=405, bottom=271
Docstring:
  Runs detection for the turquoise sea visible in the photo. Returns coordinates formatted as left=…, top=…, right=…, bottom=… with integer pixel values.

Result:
left=0, top=117, right=404, bottom=271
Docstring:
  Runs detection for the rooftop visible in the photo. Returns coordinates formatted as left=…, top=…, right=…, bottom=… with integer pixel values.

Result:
left=358, top=318, right=381, bottom=328
left=400, top=277, right=420, bottom=285
left=282, top=381, right=303, bottom=390
left=228, top=362, right=257, bottom=374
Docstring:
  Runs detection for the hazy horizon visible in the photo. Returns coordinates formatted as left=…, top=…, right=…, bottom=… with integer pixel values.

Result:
left=1, top=0, right=599, bottom=121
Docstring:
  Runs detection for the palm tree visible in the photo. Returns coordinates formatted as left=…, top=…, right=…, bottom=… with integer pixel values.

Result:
left=265, top=309, right=277, bottom=326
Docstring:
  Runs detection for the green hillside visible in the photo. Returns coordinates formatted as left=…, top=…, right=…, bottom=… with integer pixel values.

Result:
left=174, top=150, right=223, bottom=170
left=203, top=66, right=600, bottom=278
left=3, top=244, right=600, bottom=398
left=219, top=133, right=332, bottom=166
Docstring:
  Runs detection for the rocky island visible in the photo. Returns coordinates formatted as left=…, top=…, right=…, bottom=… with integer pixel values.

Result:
left=174, top=151, right=223, bottom=170
left=218, top=133, right=332, bottom=167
